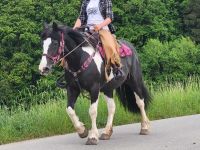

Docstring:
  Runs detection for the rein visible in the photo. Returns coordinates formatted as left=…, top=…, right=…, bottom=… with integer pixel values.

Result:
left=42, top=30, right=97, bottom=65
left=54, top=29, right=99, bottom=98
left=59, top=31, right=97, bottom=63
left=59, top=30, right=98, bottom=76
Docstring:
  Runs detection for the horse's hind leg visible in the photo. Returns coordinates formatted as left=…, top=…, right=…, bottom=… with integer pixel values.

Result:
left=66, top=86, right=88, bottom=138
left=100, top=91, right=115, bottom=140
left=134, top=91, right=150, bottom=135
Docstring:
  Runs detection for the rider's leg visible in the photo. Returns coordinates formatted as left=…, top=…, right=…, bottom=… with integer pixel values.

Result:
left=99, top=29, right=123, bottom=80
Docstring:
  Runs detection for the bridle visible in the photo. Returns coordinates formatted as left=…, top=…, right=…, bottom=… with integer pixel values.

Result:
left=42, top=30, right=97, bottom=65
left=42, top=28, right=99, bottom=97
left=42, top=32, right=65, bottom=64
left=42, top=29, right=98, bottom=70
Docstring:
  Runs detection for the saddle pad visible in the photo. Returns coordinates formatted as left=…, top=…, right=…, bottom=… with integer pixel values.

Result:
left=98, top=43, right=133, bottom=58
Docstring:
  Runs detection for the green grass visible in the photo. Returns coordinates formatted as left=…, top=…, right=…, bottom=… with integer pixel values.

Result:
left=0, top=77, right=200, bottom=145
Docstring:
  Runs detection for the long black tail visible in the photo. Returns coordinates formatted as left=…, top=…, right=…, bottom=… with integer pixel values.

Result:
left=116, top=81, right=151, bottom=113
left=116, top=39, right=151, bottom=113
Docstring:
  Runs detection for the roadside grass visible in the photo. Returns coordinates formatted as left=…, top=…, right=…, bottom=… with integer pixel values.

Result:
left=0, top=77, right=200, bottom=145
left=149, top=77, right=200, bottom=119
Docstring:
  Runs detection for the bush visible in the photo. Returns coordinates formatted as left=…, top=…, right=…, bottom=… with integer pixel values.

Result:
left=183, top=0, right=200, bottom=43
left=0, top=0, right=80, bottom=109
left=140, top=37, right=200, bottom=83
left=113, top=0, right=188, bottom=47
left=0, top=0, right=197, bottom=109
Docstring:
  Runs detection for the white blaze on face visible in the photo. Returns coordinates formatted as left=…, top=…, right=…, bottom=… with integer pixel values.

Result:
left=39, top=38, right=52, bottom=72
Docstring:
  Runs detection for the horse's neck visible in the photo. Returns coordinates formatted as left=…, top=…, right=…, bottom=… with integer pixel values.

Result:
left=66, top=51, right=83, bottom=70
left=64, top=42, right=83, bottom=71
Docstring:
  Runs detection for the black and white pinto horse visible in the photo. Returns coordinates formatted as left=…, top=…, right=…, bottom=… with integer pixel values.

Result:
left=39, top=22, right=151, bottom=145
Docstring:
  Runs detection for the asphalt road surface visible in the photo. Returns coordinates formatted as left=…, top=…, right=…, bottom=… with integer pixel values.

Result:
left=0, top=115, right=199, bottom=150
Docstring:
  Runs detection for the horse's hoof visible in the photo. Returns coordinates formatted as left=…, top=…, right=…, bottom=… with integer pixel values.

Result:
left=99, top=128, right=113, bottom=140
left=86, top=138, right=98, bottom=145
left=99, top=133, right=111, bottom=140
left=140, top=129, right=149, bottom=135
left=78, top=128, right=88, bottom=138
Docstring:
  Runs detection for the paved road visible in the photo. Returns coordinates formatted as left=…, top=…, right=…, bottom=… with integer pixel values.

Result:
left=0, top=115, right=200, bottom=150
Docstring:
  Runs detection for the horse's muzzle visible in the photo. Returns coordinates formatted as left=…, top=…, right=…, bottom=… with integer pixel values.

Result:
left=39, top=67, right=51, bottom=76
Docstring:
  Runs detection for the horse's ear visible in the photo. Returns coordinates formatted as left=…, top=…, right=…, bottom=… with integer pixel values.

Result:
left=52, top=22, right=58, bottom=31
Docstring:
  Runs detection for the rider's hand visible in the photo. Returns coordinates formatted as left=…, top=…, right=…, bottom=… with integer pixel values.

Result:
left=73, top=26, right=78, bottom=30
left=94, top=24, right=102, bottom=32
left=73, top=19, right=81, bottom=30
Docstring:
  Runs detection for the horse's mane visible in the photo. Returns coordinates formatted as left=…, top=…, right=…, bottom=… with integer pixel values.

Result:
left=43, top=22, right=88, bottom=47
left=63, top=26, right=88, bottom=47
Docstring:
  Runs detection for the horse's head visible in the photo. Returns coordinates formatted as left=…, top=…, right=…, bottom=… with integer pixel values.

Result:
left=39, top=22, right=65, bottom=75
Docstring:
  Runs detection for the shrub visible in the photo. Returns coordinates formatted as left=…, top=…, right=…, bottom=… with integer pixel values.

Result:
left=140, top=37, right=200, bottom=83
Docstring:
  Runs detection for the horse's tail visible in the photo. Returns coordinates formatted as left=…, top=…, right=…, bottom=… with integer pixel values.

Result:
left=116, top=81, right=151, bottom=113
left=116, top=40, right=151, bottom=113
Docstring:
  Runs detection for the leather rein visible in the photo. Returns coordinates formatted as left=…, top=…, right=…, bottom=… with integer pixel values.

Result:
left=43, top=30, right=98, bottom=93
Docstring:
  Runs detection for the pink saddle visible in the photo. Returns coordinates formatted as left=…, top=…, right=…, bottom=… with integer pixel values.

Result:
left=98, top=43, right=133, bottom=58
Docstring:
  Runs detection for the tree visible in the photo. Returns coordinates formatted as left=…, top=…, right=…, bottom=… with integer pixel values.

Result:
left=0, top=0, right=197, bottom=108
left=0, top=0, right=80, bottom=108
left=183, top=0, right=200, bottom=43
left=140, top=37, right=200, bottom=83
left=112, top=0, right=188, bottom=47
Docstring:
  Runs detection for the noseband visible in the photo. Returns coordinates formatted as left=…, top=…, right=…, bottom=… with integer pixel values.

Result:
left=42, top=32, right=65, bottom=64
left=42, top=30, right=98, bottom=66
left=42, top=29, right=98, bottom=94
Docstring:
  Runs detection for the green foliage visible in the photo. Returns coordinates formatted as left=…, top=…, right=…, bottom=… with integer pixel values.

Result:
left=0, top=0, right=199, bottom=109
left=140, top=37, right=200, bottom=83
left=0, top=0, right=200, bottom=144
left=0, top=77, right=200, bottom=144
left=183, top=0, right=200, bottom=43
left=113, top=0, right=188, bottom=46
left=0, top=0, right=80, bottom=108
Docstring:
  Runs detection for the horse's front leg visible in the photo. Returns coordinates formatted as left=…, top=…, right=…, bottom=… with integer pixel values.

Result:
left=66, top=86, right=88, bottom=138
left=86, top=84, right=100, bottom=145
left=100, top=92, right=115, bottom=140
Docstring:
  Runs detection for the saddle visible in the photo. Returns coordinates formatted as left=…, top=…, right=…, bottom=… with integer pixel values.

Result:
left=82, top=31, right=100, bottom=49
left=82, top=31, right=133, bottom=58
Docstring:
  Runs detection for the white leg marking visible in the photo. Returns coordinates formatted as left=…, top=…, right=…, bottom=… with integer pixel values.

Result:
left=134, top=92, right=150, bottom=130
left=39, top=38, right=52, bottom=72
left=82, top=46, right=103, bottom=73
left=88, top=100, right=99, bottom=139
left=66, top=107, right=85, bottom=134
left=103, top=95, right=116, bottom=134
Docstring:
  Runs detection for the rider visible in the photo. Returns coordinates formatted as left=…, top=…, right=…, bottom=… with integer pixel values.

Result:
left=73, top=0, right=123, bottom=80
